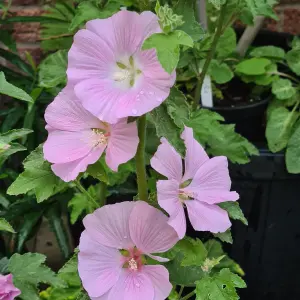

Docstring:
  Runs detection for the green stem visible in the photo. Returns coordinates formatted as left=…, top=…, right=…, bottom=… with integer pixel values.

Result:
left=269, top=71, right=300, bottom=84
left=99, top=181, right=107, bottom=206
left=181, top=290, right=195, bottom=300
left=193, top=2, right=228, bottom=110
left=1, top=0, right=12, bottom=20
left=74, top=180, right=100, bottom=208
left=136, top=114, right=148, bottom=201
left=178, top=286, right=185, bottom=299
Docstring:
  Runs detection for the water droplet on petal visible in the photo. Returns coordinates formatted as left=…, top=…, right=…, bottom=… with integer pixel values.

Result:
left=136, top=95, right=140, bottom=101
left=124, top=235, right=127, bottom=239
left=140, top=90, right=144, bottom=95
left=132, top=109, right=137, bottom=115
left=136, top=283, right=140, bottom=288
left=149, top=91, right=154, bottom=96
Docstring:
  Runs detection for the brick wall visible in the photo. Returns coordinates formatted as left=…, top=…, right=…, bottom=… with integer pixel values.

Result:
left=1, top=0, right=300, bottom=65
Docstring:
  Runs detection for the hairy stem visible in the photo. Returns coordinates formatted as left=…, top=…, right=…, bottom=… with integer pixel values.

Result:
left=193, top=3, right=228, bottom=109
left=181, top=290, right=196, bottom=300
left=99, top=181, right=107, bottom=206
left=178, top=286, right=185, bottom=299
left=136, top=114, right=148, bottom=201
left=74, top=179, right=100, bottom=208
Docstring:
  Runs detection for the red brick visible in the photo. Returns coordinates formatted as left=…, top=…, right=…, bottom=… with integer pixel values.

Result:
left=283, top=8, right=300, bottom=35
left=279, top=0, right=300, bottom=4
left=17, top=45, right=43, bottom=64
left=263, top=17, right=280, bottom=32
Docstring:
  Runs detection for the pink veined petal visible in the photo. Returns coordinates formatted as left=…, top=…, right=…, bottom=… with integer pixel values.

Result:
left=83, top=201, right=135, bottom=249
left=150, top=138, right=182, bottom=182
left=182, top=156, right=239, bottom=204
left=44, top=87, right=102, bottom=131
left=91, top=293, right=110, bottom=300
left=156, top=179, right=186, bottom=239
left=107, top=269, right=154, bottom=300
left=185, top=200, right=231, bottom=233
left=142, top=265, right=172, bottom=300
left=51, top=146, right=105, bottom=182
left=78, top=231, right=123, bottom=298
left=105, top=119, right=139, bottom=171
left=181, top=126, right=209, bottom=182
left=43, top=129, right=96, bottom=164
left=67, top=29, right=115, bottom=85
left=147, top=254, right=169, bottom=263
left=129, top=201, right=179, bottom=255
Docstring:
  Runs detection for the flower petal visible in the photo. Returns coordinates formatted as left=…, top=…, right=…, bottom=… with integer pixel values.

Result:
left=83, top=201, right=135, bottom=249
left=78, top=231, right=122, bottom=298
left=143, top=265, right=172, bottom=300
left=105, top=119, right=139, bottom=171
left=45, top=87, right=102, bottom=131
left=108, top=269, right=154, bottom=300
left=129, top=201, right=178, bottom=254
left=157, top=179, right=186, bottom=239
left=181, top=126, right=209, bottom=182
left=150, top=138, right=182, bottom=182
left=51, top=147, right=104, bottom=182
left=43, top=130, right=95, bottom=164
left=185, top=200, right=231, bottom=233
left=147, top=254, right=169, bottom=263
left=183, top=156, right=239, bottom=204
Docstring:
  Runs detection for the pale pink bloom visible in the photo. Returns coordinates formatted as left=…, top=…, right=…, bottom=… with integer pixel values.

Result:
left=78, top=201, right=178, bottom=300
left=0, top=274, right=21, bottom=300
left=67, top=10, right=175, bottom=124
left=43, top=87, right=139, bottom=182
left=150, top=126, right=239, bottom=239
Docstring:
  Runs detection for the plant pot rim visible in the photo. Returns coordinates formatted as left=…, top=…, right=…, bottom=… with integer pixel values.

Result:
left=203, top=96, right=270, bottom=112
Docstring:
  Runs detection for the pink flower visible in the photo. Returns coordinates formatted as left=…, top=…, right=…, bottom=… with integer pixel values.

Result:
left=78, top=201, right=178, bottom=300
left=0, top=274, right=21, bottom=300
left=43, top=87, right=139, bottom=182
left=67, top=10, right=175, bottom=124
left=150, top=126, right=239, bottom=239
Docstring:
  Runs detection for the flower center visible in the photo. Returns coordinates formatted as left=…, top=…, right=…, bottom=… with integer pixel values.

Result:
left=178, top=190, right=193, bottom=204
left=121, top=247, right=145, bottom=272
left=112, top=56, right=142, bottom=89
left=92, top=127, right=110, bottom=147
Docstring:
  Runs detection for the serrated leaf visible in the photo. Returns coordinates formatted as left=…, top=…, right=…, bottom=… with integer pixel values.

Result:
left=286, top=49, right=300, bottom=76
left=209, top=0, right=226, bottom=8
left=142, top=30, right=193, bottom=73
left=0, top=129, right=33, bottom=144
left=165, top=87, right=190, bottom=128
left=38, top=50, right=67, bottom=88
left=216, top=28, right=237, bottom=59
left=7, top=145, right=67, bottom=202
left=186, top=109, right=258, bottom=164
left=209, top=60, right=234, bottom=84
left=266, top=106, right=299, bottom=152
left=214, top=229, right=233, bottom=244
left=149, top=104, right=185, bottom=156
left=286, top=120, right=300, bottom=174
left=219, top=202, right=248, bottom=225
left=272, top=78, right=296, bottom=100
left=250, top=46, right=285, bottom=59
left=8, top=253, right=65, bottom=300
left=0, top=143, right=27, bottom=168
left=245, top=0, right=278, bottom=20
left=86, top=160, right=109, bottom=184
left=236, top=58, right=271, bottom=75
left=0, top=72, right=33, bottom=102
left=0, top=218, right=15, bottom=233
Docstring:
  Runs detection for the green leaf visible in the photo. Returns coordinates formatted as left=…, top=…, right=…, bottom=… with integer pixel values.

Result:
left=149, top=103, right=185, bottom=156
left=0, top=72, right=33, bottom=102
left=291, top=36, right=300, bottom=50
left=0, top=128, right=33, bottom=144
left=245, top=0, right=278, bottom=20
left=286, top=121, right=300, bottom=173
left=68, top=184, right=100, bottom=224
left=235, top=58, right=271, bottom=75
left=0, top=257, right=9, bottom=274
left=195, top=268, right=246, bottom=300
left=0, top=16, right=68, bottom=24
left=272, top=78, right=296, bottom=100
left=165, top=87, right=190, bottom=128
left=286, top=49, right=300, bottom=75
left=209, top=60, right=234, bottom=84
left=0, top=218, right=15, bottom=233
left=174, top=0, right=205, bottom=41
left=8, top=253, right=65, bottom=300
left=86, top=160, right=109, bottom=184
left=38, top=50, right=67, bottom=88
left=214, top=229, right=233, bottom=244
left=186, top=109, right=259, bottom=164
left=216, top=28, right=237, bottom=59
left=209, top=0, right=226, bottom=9
left=76, top=291, right=90, bottom=300
left=7, top=145, right=67, bottom=202
left=219, top=202, right=248, bottom=225
left=250, top=46, right=285, bottom=59
left=142, top=30, right=194, bottom=73
left=266, top=106, right=299, bottom=152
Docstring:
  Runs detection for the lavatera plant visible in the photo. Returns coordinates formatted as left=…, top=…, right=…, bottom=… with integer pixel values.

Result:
left=0, top=0, right=277, bottom=299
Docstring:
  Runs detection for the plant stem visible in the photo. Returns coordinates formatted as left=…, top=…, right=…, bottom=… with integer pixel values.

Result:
left=1, top=0, right=12, bottom=20
left=269, top=71, right=300, bottom=84
left=193, top=2, right=228, bottom=110
left=99, top=181, right=107, bottom=206
left=181, top=290, right=196, bottom=300
left=178, top=286, right=185, bottom=299
left=74, top=179, right=100, bottom=208
left=136, top=114, right=148, bottom=201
